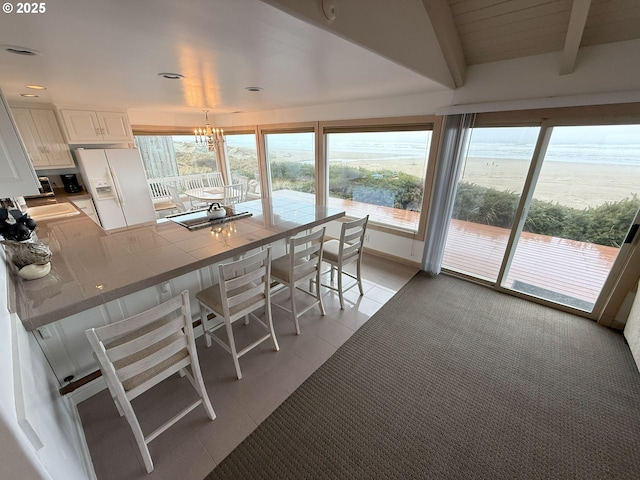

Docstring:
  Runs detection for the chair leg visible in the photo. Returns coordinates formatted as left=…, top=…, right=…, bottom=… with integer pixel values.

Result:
left=224, top=320, right=243, bottom=380
left=122, top=400, right=154, bottom=473
left=315, top=271, right=325, bottom=316
left=199, top=302, right=213, bottom=348
left=265, top=300, right=280, bottom=351
left=357, top=258, right=364, bottom=296
left=289, top=285, right=301, bottom=335
left=189, top=365, right=216, bottom=421
left=338, top=266, right=345, bottom=310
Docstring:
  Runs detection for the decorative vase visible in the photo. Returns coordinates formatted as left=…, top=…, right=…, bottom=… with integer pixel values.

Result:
left=1, top=240, right=52, bottom=280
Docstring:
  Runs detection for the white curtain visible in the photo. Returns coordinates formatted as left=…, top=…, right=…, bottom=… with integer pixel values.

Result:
left=422, top=114, right=475, bottom=276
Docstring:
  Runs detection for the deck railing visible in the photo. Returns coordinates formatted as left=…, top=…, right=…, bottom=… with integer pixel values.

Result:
left=147, top=172, right=224, bottom=202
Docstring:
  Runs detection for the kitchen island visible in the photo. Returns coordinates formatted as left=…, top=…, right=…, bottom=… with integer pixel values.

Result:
left=12, top=191, right=344, bottom=390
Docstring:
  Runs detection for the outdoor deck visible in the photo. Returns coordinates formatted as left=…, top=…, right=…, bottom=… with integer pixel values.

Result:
left=279, top=192, right=617, bottom=311
left=443, top=219, right=618, bottom=310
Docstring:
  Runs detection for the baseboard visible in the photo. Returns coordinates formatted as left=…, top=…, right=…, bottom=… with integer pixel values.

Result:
left=363, top=248, right=421, bottom=269
left=69, top=397, right=99, bottom=480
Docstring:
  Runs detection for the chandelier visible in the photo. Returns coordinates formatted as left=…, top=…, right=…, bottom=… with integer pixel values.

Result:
left=194, top=110, right=224, bottom=152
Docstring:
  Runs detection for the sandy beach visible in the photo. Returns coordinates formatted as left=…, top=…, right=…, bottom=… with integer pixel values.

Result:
left=326, top=154, right=640, bottom=209
left=238, top=146, right=640, bottom=210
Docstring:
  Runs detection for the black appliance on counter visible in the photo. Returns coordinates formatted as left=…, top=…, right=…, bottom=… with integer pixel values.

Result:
left=61, top=174, right=81, bottom=193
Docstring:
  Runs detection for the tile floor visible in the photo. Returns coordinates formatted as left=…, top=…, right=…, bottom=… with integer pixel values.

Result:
left=77, top=254, right=418, bottom=480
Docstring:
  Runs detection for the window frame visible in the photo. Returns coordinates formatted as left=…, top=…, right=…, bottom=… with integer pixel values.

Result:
left=320, top=115, right=442, bottom=241
left=133, top=115, right=443, bottom=240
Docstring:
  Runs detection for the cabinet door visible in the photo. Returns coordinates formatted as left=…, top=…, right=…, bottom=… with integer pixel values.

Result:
left=97, top=111, right=132, bottom=142
left=59, top=109, right=102, bottom=143
left=0, top=92, right=40, bottom=197
left=29, top=109, right=75, bottom=168
left=10, top=107, right=47, bottom=167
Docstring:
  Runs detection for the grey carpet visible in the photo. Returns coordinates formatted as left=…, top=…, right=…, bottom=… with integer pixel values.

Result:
left=206, top=272, right=640, bottom=479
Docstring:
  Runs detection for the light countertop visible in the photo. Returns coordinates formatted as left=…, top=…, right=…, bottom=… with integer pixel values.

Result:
left=13, top=191, right=344, bottom=330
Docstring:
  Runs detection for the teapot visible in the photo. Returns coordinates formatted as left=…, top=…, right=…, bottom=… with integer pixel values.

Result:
left=206, top=203, right=227, bottom=220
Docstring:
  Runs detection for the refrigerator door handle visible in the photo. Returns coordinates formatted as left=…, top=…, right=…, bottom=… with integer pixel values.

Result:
left=106, top=166, right=124, bottom=206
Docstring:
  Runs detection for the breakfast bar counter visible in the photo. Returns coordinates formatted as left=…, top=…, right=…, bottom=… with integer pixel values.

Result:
left=15, top=191, right=344, bottom=332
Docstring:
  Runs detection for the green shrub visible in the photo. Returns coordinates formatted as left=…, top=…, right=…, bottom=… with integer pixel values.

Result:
left=453, top=182, right=640, bottom=247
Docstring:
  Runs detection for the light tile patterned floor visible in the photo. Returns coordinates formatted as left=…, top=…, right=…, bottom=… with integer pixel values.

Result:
left=77, top=253, right=418, bottom=480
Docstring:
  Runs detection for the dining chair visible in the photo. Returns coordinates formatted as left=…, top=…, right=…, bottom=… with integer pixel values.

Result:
left=233, top=175, right=249, bottom=201
left=166, top=183, right=188, bottom=212
left=223, top=183, right=244, bottom=205
left=196, top=247, right=279, bottom=380
left=85, top=291, right=216, bottom=474
left=271, top=227, right=326, bottom=335
left=206, top=171, right=225, bottom=188
left=321, top=215, right=369, bottom=309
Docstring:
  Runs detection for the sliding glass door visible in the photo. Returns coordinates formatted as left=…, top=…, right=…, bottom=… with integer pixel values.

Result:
left=443, top=122, right=640, bottom=314
left=503, top=124, right=640, bottom=311
left=442, top=126, right=539, bottom=282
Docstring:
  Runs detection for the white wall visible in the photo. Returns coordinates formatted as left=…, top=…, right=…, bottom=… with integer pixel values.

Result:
left=451, top=39, right=640, bottom=108
left=0, top=251, right=94, bottom=480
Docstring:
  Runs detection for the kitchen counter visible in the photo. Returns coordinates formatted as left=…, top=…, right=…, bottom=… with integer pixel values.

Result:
left=14, top=191, right=344, bottom=331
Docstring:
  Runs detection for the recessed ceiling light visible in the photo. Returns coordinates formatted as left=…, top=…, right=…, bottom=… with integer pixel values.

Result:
left=245, top=86, right=263, bottom=92
left=20, top=94, right=39, bottom=98
left=3, top=45, right=41, bottom=56
left=157, top=72, right=184, bottom=80
left=26, top=85, right=46, bottom=90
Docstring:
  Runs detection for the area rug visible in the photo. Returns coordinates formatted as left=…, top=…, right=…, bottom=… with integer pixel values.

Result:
left=206, top=272, right=640, bottom=479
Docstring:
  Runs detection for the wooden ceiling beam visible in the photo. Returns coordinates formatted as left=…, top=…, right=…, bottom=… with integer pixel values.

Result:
left=560, top=0, right=592, bottom=75
left=421, top=0, right=467, bottom=87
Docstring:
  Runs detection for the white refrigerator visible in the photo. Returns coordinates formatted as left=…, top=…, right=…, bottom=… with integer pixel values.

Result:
left=75, top=148, right=156, bottom=230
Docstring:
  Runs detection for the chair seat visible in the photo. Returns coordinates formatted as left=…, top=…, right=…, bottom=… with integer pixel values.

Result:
left=322, top=239, right=358, bottom=263
left=271, top=255, right=318, bottom=284
left=196, top=282, right=264, bottom=318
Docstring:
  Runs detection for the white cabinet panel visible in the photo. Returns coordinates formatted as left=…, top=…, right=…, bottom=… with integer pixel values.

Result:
left=98, top=111, right=132, bottom=142
left=60, top=109, right=132, bottom=143
left=12, top=107, right=75, bottom=169
left=0, top=90, right=40, bottom=197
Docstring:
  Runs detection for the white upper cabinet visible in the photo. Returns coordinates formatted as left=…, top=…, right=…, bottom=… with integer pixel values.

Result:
left=0, top=90, right=40, bottom=197
left=11, top=107, right=75, bottom=169
left=59, top=109, right=133, bottom=143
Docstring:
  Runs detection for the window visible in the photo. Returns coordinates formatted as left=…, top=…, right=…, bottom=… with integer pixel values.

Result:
left=264, top=131, right=315, bottom=198
left=325, top=128, right=432, bottom=233
left=134, top=135, right=219, bottom=179
left=225, top=133, right=260, bottom=199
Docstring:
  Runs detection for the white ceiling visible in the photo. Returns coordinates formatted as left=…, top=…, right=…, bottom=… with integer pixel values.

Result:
left=1, top=0, right=637, bottom=117
left=0, top=0, right=448, bottom=115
